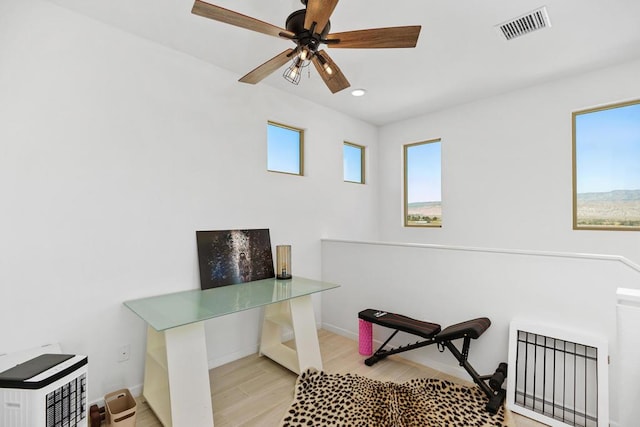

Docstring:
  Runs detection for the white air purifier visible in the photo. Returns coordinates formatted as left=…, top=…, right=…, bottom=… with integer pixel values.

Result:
left=0, top=344, right=88, bottom=427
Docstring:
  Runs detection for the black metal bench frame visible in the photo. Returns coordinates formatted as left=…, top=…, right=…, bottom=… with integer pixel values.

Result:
left=359, top=309, right=507, bottom=413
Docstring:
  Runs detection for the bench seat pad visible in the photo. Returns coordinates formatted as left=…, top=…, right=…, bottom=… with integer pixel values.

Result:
left=359, top=309, right=491, bottom=341
left=437, top=317, right=491, bottom=341
left=358, top=309, right=441, bottom=339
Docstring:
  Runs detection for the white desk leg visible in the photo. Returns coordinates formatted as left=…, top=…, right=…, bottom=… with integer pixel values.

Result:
left=165, top=322, right=214, bottom=427
left=289, top=295, right=323, bottom=372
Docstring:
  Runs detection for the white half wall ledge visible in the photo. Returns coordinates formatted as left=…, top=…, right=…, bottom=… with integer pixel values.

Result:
left=321, top=238, right=640, bottom=274
left=616, top=287, right=640, bottom=306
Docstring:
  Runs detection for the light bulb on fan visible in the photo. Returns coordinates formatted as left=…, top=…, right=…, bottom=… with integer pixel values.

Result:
left=299, top=47, right=309, bottom=61
left=287, top=66, right=299, bottom=79
left=283, top=56, right=303, bottom=84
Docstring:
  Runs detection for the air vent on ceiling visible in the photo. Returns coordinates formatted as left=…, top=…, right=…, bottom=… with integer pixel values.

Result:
left=496, top=6, right=551, bottom=41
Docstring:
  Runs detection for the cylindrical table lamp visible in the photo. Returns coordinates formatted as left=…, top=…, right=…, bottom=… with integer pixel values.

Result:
left=276, top=245, right=292, bottom=279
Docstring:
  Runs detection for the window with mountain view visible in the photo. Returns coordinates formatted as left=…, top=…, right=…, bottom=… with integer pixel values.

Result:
left=573, top=99, right=640, bottom=230
left=404, top=139, right=442, bottom=227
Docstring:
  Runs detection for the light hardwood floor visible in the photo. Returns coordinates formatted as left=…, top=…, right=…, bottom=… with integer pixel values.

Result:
left=130, top=329, right=547, bottom=427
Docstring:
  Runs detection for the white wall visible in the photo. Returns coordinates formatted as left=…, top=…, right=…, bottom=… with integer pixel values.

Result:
left=378, top=59, right=640, bottom=264
left=0, top=0, right=378, bottom=402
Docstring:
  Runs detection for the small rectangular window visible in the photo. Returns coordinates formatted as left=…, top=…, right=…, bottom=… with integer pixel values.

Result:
left=267, top=121, right=304, bottom=175
left=404, top=139, right=442, bottom=227
left=573, top=99, right=640, bottom=230
left=343, top=142, right=365, bottom=184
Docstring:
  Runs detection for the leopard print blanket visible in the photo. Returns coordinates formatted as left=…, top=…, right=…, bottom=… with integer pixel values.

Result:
left=281, top=368, right=512, bottom=427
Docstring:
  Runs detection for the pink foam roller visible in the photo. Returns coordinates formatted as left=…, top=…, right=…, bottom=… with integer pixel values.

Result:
left=359, top=319, right=373, bottom=356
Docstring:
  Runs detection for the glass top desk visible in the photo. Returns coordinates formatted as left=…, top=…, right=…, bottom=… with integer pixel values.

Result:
left=124, top=276, right=339, bottom=427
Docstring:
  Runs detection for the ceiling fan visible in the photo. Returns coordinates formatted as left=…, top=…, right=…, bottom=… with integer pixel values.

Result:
left=191, top=0, right=421, bottom=94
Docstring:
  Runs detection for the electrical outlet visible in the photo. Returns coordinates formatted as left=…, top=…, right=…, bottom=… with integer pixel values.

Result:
left=117, top=344, right=130, bottom=362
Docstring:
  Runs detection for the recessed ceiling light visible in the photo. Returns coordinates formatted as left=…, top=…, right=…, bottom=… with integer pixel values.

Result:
left=351, top=89, right=367, bottom=97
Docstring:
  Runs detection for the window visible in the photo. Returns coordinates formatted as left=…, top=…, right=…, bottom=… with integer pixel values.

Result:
left=343, top=142, right=365, bottom=184
left=573, top=99, right=640, bottom=230
left=267, top=121, right=304, bottom=175
left=404, top=139, right=442, bottom=227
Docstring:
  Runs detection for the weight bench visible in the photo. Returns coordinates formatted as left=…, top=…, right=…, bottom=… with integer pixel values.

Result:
left=358, top=309, right=507, bottom=413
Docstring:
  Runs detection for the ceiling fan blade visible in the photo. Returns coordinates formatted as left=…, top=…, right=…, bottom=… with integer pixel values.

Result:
left=326, top=26, right=421, bottom=48
left=304, top=0, right=339, bottom=34
left=311, top=50, right=350, bottom=94
left=192, top=0, right=295, bottom=39
left=239, top=49, right=296, bottom=84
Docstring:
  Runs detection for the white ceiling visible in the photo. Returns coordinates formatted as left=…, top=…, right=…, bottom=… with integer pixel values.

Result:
left=47, top=0, right=640, bottom=126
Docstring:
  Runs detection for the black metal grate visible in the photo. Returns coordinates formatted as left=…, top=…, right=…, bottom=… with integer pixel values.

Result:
left=514, top=331, right=599, bottom=427
left=45, top=373, right=86, bottom=427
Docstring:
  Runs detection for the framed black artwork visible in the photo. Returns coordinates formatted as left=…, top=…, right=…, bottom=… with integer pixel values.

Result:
left=196, top=229, right=275, bottom=290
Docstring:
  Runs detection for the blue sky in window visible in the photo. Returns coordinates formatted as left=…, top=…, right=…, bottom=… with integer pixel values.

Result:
left=575, top=103, right=640, bottom=193
left=407, top=141, right=441, bottom=203
left=344, top=144, right=363, bottom=182
left=267, top=123, right=301, bottom=174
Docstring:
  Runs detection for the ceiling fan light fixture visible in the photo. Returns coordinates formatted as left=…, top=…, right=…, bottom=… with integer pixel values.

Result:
left=283, top=56, right=304, bottom=84
left=298, top=46, right=310, bottom=61
left=315, top=53, right=333, bottom=76
left=191, top=0, right=420, bottom=94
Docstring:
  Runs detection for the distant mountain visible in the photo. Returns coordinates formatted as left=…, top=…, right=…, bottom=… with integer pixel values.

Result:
left=408, top=201, right=441, bottom=208
left=577, top=189, right=640, bottom=202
